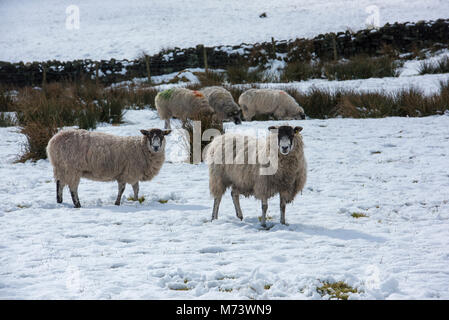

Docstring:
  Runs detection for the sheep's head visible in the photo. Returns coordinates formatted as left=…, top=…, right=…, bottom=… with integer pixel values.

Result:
left=296, top=106, right=306, bottom=120
left=226, top=107, right=243, bottom=124
left=140, top=128, right=171, bottom=153
left=268, top=125, right=303, bottom=155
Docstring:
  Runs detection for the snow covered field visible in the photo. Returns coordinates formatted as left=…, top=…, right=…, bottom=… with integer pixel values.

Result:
left=1, top=109, right=449, bottom=299
left=1, top=0, right=449, bottom=62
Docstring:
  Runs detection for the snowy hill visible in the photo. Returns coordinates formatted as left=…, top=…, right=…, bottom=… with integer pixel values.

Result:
left=1, top=0, right=449, bottom=62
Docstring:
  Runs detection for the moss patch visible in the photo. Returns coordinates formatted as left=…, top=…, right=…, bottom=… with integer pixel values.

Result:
left=317, top=281, right=358, bottom=300
left=127, top=196, right=145, bottom=204
left=351, top=212, right=368, bottom=218
left=158, top=199, right=168, bottom=204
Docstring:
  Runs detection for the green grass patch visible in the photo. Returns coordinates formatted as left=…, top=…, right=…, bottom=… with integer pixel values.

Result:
left=258, top=215, right=273, bottom=222
left=351, top=212, right=368, bottom=218
left=316, top=281, right=359, bottom=300
left=127, top=196, right=145, bottom=204
left=158, top=199, right=168, bottom=204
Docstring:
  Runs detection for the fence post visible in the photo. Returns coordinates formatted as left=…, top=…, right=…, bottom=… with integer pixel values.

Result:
left=42, top=63, right=47, bottom=87
left=271, top=37, right=276, bottom=59
left=145, top=55, right=151, bottom=85
left=95, top=62, right=99, bottom=88
left=202, top=45, right=208, bottom=73
left=332, top=33, right=338, bottom=61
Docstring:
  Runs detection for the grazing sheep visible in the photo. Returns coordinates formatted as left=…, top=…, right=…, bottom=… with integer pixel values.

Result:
left=238, top=88, right=306, bottom=121
left=206, top=125, right=307, bottom=226
left=155, top=87, right=215, bottom=129
left=46, top=128, right=171, bottom=208
left=200, top=86, right=242, bottom=124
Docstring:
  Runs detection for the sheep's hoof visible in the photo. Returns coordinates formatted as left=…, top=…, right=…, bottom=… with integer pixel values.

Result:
left=114, top=201, right=121, bottom=206
left=74, top=204, right=81, bottom=208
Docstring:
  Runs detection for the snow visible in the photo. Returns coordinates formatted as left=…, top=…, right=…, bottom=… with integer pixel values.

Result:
left=1, top=110, right=449, bottom=299
left=1, top=0, right=449, bottom=62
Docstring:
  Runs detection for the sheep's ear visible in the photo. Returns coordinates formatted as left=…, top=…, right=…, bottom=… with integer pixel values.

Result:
left=268, top=126, right=278, bottom=131
left=163, top=130, right=172, bottom=136
left=140, top=129, right=149, bottom=136
left=294, top=126, right=303, bottom=134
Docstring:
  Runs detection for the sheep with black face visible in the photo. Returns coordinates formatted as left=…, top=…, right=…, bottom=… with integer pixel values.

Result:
left=46, top=128, right=171, bottom=208
left=206, top=125, right=307, bottom=226
left=200, top=86, right=242, bottom=124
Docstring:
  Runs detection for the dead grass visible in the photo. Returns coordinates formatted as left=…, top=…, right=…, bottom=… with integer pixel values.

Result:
left=316, top=281, right=359, bottom=300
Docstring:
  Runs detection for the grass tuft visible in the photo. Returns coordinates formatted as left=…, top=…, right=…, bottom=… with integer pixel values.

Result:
left=317, top=281, right=359, bottom=300
left=351, top=212, right=368, bottom=218
left=419, top=56, right=449, bottom=75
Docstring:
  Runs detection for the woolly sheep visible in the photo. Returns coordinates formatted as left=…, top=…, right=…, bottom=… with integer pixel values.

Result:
left=238, top=88, right=306, bottom=121
left=155, top=87, right=215, bottom=129
left=200, top=86, right=242, bottom=124
left=206, top=125, right=307, bottom=226
left=46, top=128, right=171, bottom=208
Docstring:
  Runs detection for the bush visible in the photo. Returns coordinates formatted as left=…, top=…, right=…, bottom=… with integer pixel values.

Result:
left=0, top=113, right=16, bottom=127
left=17, top=121, right=58, bottom=162
left=226, top=65, right=263, bottom=84
left=181, top=110, right=223, bottom=164
left=280, top=61, right=322, bottom=82
left=195, top=71, right=226, bottom=87
left=0, top=86, right=15, bottom=112
left=283, top=82, right=449, bottom=119
left=324, top=55, right=401, bottom=80
left=419, top=56, right=449, bottom=75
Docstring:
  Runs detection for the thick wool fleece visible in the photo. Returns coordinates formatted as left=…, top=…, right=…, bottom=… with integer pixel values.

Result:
left=46, top=129, right=165, bottom=189
left=238, top=88, right=305, bottom=121
left=200, top=86, right=241, bottom=121
left=207, top=132, right=306, bottom=203
left=155, top=87, right=214, bottom=121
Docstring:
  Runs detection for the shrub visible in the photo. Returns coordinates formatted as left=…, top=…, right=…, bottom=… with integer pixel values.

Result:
left=0, top=113, right=16, bottom=127
left=195, top=70, right=226, bottom=87
left=0, top=86, right=15, bottom=112
left=418, top=56, right=449, bottom=75
left=280, top=60, right=322, bottom=82
left=181, top=110, right=223, bottom=164
left=324, top=55, right=401, bottom=80
left=226, top=65, right=263, bottom=84
left=17, top=121, right=58, bottom=162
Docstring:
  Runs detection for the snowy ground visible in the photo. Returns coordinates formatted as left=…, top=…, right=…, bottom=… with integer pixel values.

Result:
left=1, top=0, right=449, bottom=62
left=1, top=109, right=449, bottom=299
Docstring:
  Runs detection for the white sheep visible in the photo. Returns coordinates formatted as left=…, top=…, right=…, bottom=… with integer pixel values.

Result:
left=238, top=88, right=306, bottom=121
left=46, top=128, right=171, bottom=208
left=206, top=125, right=307, bottom=226
left=155, top=87, right=215, bottom=129
left=200, top=86, right=242, bottom=124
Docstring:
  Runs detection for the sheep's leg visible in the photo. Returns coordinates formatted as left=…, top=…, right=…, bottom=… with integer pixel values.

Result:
left=211, top=196, right=222, bottom=221
left=68, top=177, right=81, bottom=208
left=132, top=182, right=139, bottom=200
left=231, top=189, right=243, bottom=220
left=56, top=180, right=64, bottom=204
left=164, top=119, right=171, bottom=130
left=115, top=181, right=126, bottom=206
left=280, top=196, right=287, bottom=225
left=261, top=198, right=268, bottom=227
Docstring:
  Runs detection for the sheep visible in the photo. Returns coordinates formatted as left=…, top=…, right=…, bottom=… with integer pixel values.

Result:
left=238, top=88, right=306, bottom=121
left=46, top=128, right=171, bottom=208
left=155, top=87, right=215, bottom=129
left=200, top=86, right=242, bottom=124
left=206, top=125, right=307, bottom=227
